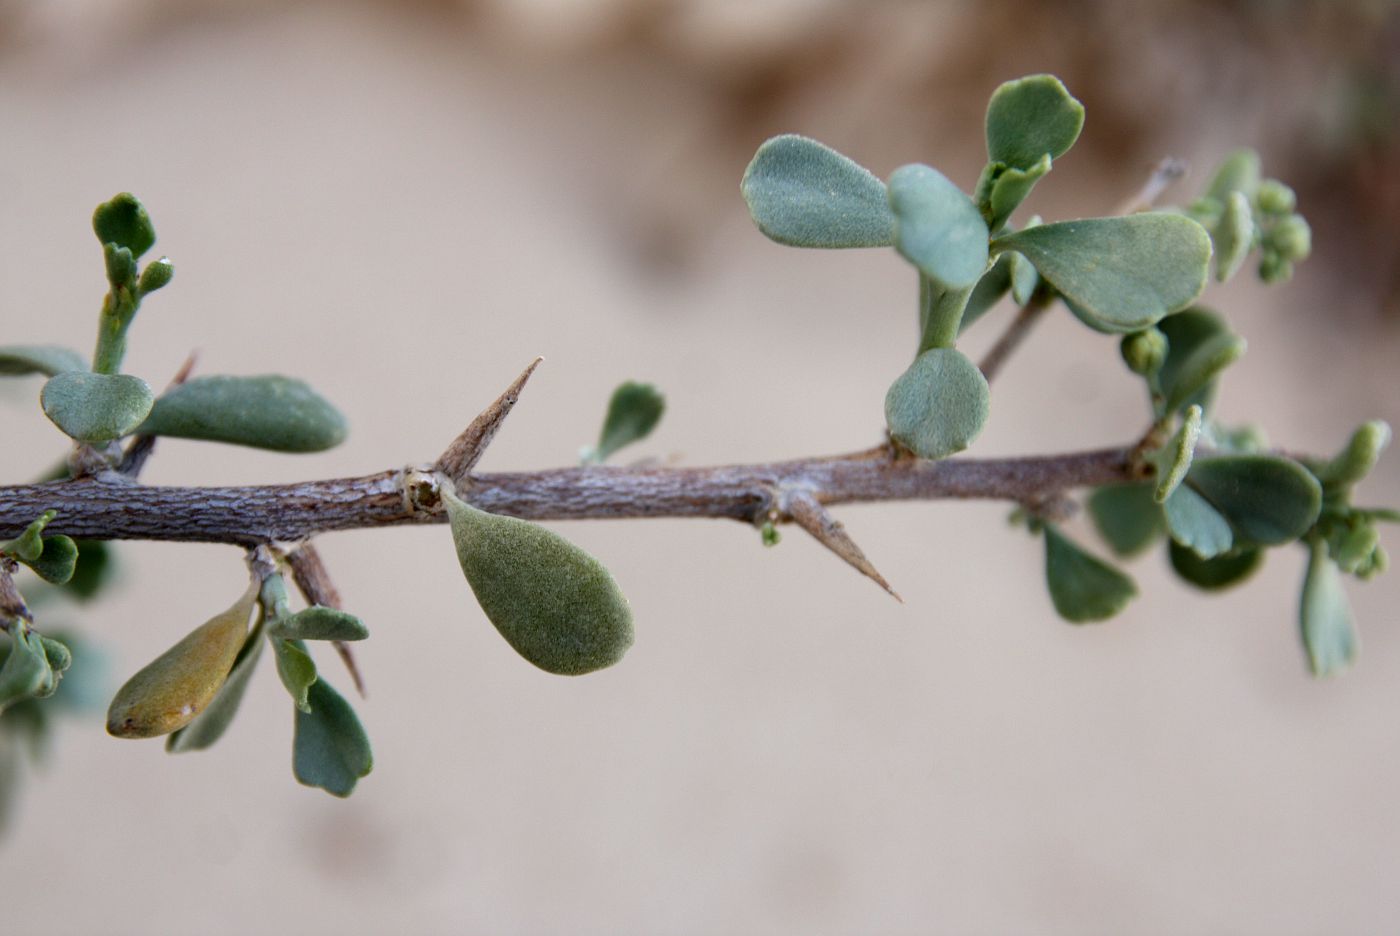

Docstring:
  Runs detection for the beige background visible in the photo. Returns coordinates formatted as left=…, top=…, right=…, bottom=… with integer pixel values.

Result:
left=2, top=3, right=1399, bottom=933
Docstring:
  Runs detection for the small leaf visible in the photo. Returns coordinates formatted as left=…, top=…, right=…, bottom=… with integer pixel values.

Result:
left=106, top=583, right=254, bottom=738
left=1088, top=483, right=1165, bottom=558
left=1214, top=191, right=1253, bottom=283
left=884, top=348, right=990, bottom=460
left=0, top=629, right=53, bottom=716
left=40, top=372, right=154, bottom=443
left=445, top=491, right=634, bottom=675
left=591, top=382, right=665, bottom=463
left=293, top=677, right=373, bottom=798
left=959, top=253, right=1011, bottom=334
left=269, top=608, right=368, bottom=642
left=888, top=164, right=989, bottom=290
left=1160, top=329, right=1246, bottom=416
left=1318, top=420, right=1391, bottom=488
left=137, top=375, right=347, bottom=452
left=1169, top=541, right=1262, bottom=591
left=1300, top=541, right=1356, bottom=677
left=1007, top=249, right=1039, bottom=306
left=992, top=215, right=1211, bottom=333
left=740, top=135, right=895, bottom=248
left=1186, top=456, right=1322, bottom=547
left=138, top=257, right=174, bottom=295
left=103, top=243, right=136, bottom=288
left=1205, top=149, right=1261, bottom=204
left=985, top=74, right=1085, bottom=171
left=63, top=540, right=115, bottom=602
left=23, top=535, right=78, bottom=585
left=92, top=193, right=156, bottom=258
left=0, top=346, right=88, bottom=378
left=166, top=620, right=266, bottom=753
left=1043, top=524, right=1138, bottom=623
left=3, top=511, right=54, bottom=562
left=1151, top=404, right=1203, bottom=503
left=1156, top=307, right=1234, bottom=415
left=985, top=154, right=1051, bottom=232
left=272, top=638, right=316, bottom=713
left=1163, top=483, right=1234, bottom=559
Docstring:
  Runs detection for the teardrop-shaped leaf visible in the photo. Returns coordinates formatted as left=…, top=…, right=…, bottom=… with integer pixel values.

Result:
left=884, top=347, right=990, bottom=460
left=103, top=243, right=136, bottom=289
left=0, top=345, right=88, bottom=378
left=22, top=535, right=78, bottom=585
left=1205, top=149, right=1261, bottom=204
left=1186, top=456, right=1322, bottom=547
left=1214, top=191, right=1253, bottom=283
left=1088, top=483, right=1165, bottom=557
left=1151, top=405, right=1203, bottom=503
left=985, top=74, right=1085, bottom=170
left=958, top=254, right=1012, bottom=334
left=0, top=629, right=53, bottom=716
left=1160, top=329, right=1246, bottom=415
left=986, top=154, right=1052, bottom=232
left=1043, top=524, right=1138, bottom=623
left=106, top=584, right=254, bottom=738
left=41, top=372, right=154, bottom=443
left=137, top=375, right=347, bottom=452
left=3, top=511, right=54, bottom=562
left=1300, top=541, right=1356, bottom=677
left=1164, top=482, right=1234, bottom=559
left=1169, top=541, right=1262, bottom=591
left=888, top=164, right=989, bottom=290
left=1156, top=307, right=1231, bottom=415
left=138, top=257, right=174, bottom=295
left=1007, top=249, right=1039, bottom=306
left=166, top=620, right=266, bottom=753
left=269, top=608, right=368, bottom=642
left=1318, top=420, right=1391, bottom=489
left=93, top=193, right=156, bottom=259
left=293, top=677, right=373, bottom=797
left=592, top=382, right=665, bottom=463
left=992, top=215, right=1211, bottom=333
left=445, top=491, right=634, bottom=675
left=740, top=135, right=895, bottom=248
left=272, top=638, right=316, bottom=713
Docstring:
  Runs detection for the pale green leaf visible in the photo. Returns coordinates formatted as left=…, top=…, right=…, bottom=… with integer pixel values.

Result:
left=958, top=254, right=1011, bottom=334
left=1151, top=405, right=1203, bottom=503
left=138, top=375, right=347, bottom=452
left=293, top=677, right=372, bottom=797
left=883, top=348, right=990, bottom=460
left=272, top=638, right=317, bottom=713
left=888, top=164, right=989, bottom=290
left=1186, top=456, right=1321, bottom=547
left=1318, top=421, right=1391, bottom=489
left=0, top=629, right=53, bottom=716
left=23, top=535, right=78, bottom=585
left=985, top=74, right=1085, bottom=170
left=740, top=135, right=895, bottom=248
left=1087, top=483, right=1164, bottom=558
left=1156, top=307, right=1232, bottom=415
left=40, top=372, right=154, bottom=443
left=1160, top=330, right=1246, bottom=415
left=1007, top=249, right=1039, bottom=306
left=1164, top=483, right=1234, bottom=559
left=1043, top=524, right=1137, bottom=623
left=592, top=382, right=664, bottom=463
left=269, top=608, right=368, bottom=642
left=1300, top=541, right=1356, bottom=677
left=0, top=346, right=87, bottom=378
left=93, top=193, right=156, bottom=258
left=1214, top=191, right=1253, bottom=283
left=445, top=491, right=634, bottom=675
left=986, top=154, right=1051, bottom=232
left=992, top=215, right=1211, bottom=332
left=1205, top=149, right=1261, bottom=204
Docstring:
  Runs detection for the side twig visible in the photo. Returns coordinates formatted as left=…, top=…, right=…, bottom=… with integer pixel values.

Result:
left=285, top=542, right=366, bottom=697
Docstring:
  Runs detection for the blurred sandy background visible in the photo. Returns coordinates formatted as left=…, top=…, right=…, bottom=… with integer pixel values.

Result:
left=2, top=1, right=1399, bottom=933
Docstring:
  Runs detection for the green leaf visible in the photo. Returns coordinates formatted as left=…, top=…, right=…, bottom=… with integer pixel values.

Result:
left=1169, top=541, right=1262, bottom=591
left=38, top=637, right=72, bottom=679
left=166, top=619, right=266, bottom=753
left=1156, top=307, right=1233, bottom=415
left=1318, top=420, right=1390, bottom=488
left=1214, top=191, right=1253, bottom=283
left=1205, top=149, right=1260, bottom=204
left=1186, top=456, right=1322, bottom=547
left=591, top=381, right=665, bottom=463
left=883, top=347, right=990, bottom=460
left=888, top=164, right=989, bottom=290
left=106, top=584, right=254, bottom=738
left=985, top=74, right=1085, bottom=170
left=3, top=511, right=54, bottom=562
left=1300, top=541, right=1356, bottom=677
left=958, top=253, right=1012, bottom=334
left=293, top=677, right=373, bottom=798
left=63, top=540, right=115, bottom=602
left=445, top=491, right=634, bottom=675
left=271, top=638, right=317, bottom=713
left=0, top=628, right=54, bottom=716
left=269, top=608, right=368, bottom=642
left=1163, top=482, right=1234, bottom=559
left=23, top=535, right=78, bottom=585
left=1088, top=483, right=1165, bottom=558
left=40, top=372, right=154, bottom=443
left=103, top=243, right=136, bottom=288
left=137, top=375, right=347, bottom=452
left=92, top=193, right=156, bottom=259
left=1007, top=249, right=1039, bottom=306
left=1043, top=524, right=1138, bottom=623
left=985, top=154, right=1052, bottom=232
left=1150, top=404, right=1203, bottom=503
left=740, top=135, right=895, bottom=248
left=0, top=345, right=88, bottom=378
left=992, top=215, right=1211, bottom=333
left=1159, top=328, right=1246, bottom=416
left=137, top=257, right=174, bottom=295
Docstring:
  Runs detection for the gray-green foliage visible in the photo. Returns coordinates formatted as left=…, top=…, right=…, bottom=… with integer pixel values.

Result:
left=293, top=677, right=373, bottom=798
left=138, top=375, right=348, bottom=452
left=445, top=490, right=634, bottom=675
left=884, top=348, right=989, bottom=460
left=586, top=381, right=665, bottom=464
left=741, top=135, right=895, bottom=248
left=1042, top=524, right=1137, bottom=623
left=41, top=372, right=154, bottom=443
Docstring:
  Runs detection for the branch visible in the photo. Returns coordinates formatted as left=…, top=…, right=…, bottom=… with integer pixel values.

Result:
left=0, top=446, right=1133, bottom=545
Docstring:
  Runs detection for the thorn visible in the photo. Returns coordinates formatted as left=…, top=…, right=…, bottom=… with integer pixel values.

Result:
left=435, top=357, right=544, bottom=487
left=285, top=542, right=367, bottom=698
left=784, top=490, right=901, bottom=602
